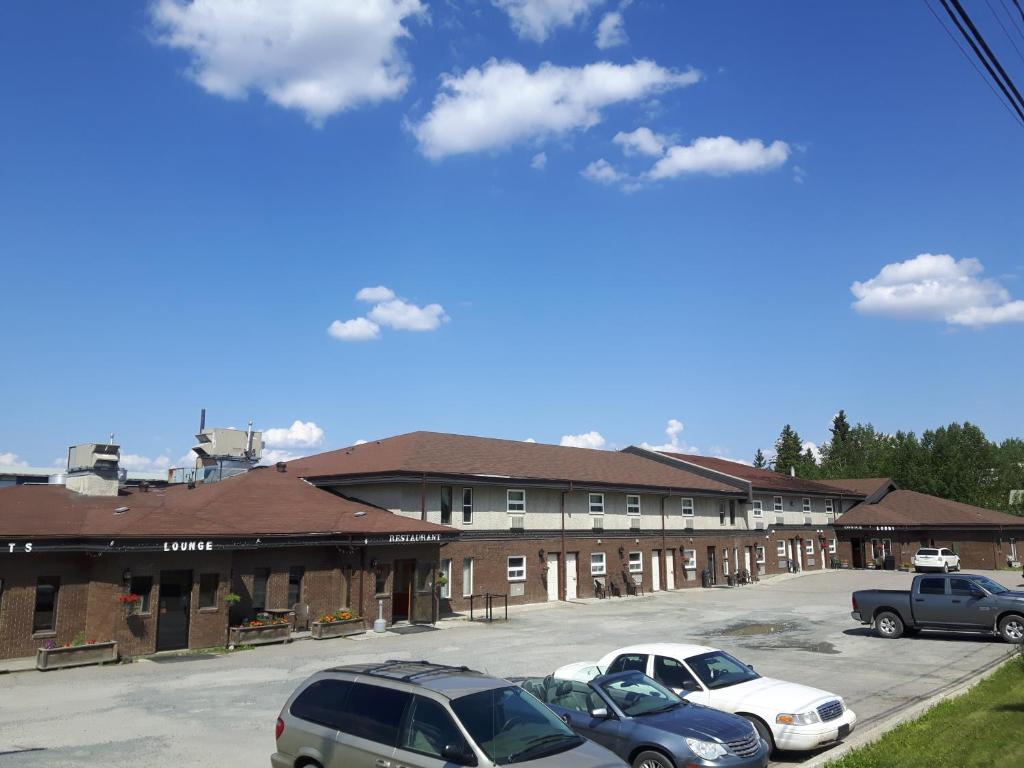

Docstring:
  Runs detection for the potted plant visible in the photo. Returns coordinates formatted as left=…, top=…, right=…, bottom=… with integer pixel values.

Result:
left=119, top=593, right=143, bottom=615
left=310, top=609, right=365, bottom=640
left=227, top=616, right=292, bottom=648
left=37, top=632, right=118, bottom=671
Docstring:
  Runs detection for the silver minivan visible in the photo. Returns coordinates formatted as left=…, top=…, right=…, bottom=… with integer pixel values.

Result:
left=272, top=660, right=627, bottom=768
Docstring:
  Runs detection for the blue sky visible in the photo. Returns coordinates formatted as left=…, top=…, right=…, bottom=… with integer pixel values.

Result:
left=1, top=0, right=1022, bottom=470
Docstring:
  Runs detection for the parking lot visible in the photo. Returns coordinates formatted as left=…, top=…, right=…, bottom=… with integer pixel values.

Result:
left=0, top=568, right=1019, bottom=768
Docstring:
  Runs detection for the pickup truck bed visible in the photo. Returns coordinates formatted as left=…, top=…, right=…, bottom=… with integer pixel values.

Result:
left=851, top=573, right=1024, bottom=643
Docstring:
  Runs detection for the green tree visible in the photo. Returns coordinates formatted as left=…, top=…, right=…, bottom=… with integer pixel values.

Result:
left=920, top=422, right=995, bottom=507
left=772, top=425, right=804, bottom=475
left=752, top=448, right=767, bottom=469
left=820, top=410, right=853, bottom=476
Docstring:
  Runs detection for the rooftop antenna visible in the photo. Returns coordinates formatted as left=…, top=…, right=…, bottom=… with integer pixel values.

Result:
left=109, top=432, right=115, bottom=445
left=199, top=408, right=206, bottom=432
left=246, top=418, right=254, bottom=459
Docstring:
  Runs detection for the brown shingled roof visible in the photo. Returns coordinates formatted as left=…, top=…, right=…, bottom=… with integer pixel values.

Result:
left=836, top=489, right=1024, bottom=528
left=655, top=452, right=866, bottom=497
left=816, top=478, right=893, bottom=497
left=0, top=466, right=451, bottom=539
left=291, top=431, right=741, bottom=494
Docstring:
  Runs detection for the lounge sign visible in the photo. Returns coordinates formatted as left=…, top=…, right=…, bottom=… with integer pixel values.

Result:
left=163, top=540, right=216, bottom=552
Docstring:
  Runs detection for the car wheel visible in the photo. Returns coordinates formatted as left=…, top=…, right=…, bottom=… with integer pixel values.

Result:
left=942, top=563, right=949, bottom=573
left=875, top=610, right=904, bottom=639
left=998, top=614, right=1024, bottom=643
left=633, top=749, right=674, bottom=768
left=741, top=715, right=776, bottom=755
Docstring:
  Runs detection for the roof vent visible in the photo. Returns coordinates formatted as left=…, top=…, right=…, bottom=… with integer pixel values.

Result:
left=354, top=511, right=366, bottom=517
left=114, top=506, right=130, bottom=515
left=187, top=478, right=196, bottom=490
left=275, top=461, right=287, bottom=473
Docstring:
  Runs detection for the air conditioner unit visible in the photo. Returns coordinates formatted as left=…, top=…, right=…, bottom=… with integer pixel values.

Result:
left=509, top=514, right=525, bottom=531
left=629, top=518, right=640, bottom=531
left=684, top=518, right=694, bottom=530
left=755, top=521, right=765, bottom=530
left=592, top=517, right=604, bottom=531
left=804, top=516, right=813, bottom=526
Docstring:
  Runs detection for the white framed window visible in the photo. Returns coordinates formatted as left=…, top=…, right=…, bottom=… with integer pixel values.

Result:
left=802, top=497, right=811, bottom=513
left=829, top=538, right=837, bottom=554
left=719, top=502, right=727, bottom=526
left=507, top=489, right=526, bottom=512
left=507, top=556, right=526, bottom=582
left=589, top=493, right=605, bottom=514
left=440, top=559, right=452, bottom=599
left=626, top=494, right=641, bottom=515
left=752, top=499, right=763, bottom=517
left=776, top=540, right=786, bottom=557
left=462, top=488, right=473, bottom=524
left=462, top=558, right=474, bottom=597
left=773, top=496, right=783, bottom=512
left=681, top=498, right=694, bottom=516
left=825, top=498, right=834, bottom=515
left=722, top=548, right=730, bottom=576
left=805, top=539, right=815, bottom=555
left=755, top=545, right=766, bottom=564
left=628, top=552, right=643, bottom=573
left=590, top=552, right=606, bottom=576
left=683, top=549, right=697, bottom=569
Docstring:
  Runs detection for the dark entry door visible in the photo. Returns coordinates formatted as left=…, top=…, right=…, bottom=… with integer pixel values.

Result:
left=412, top=561, right=436, bottom=624
left=157, top=570, right=193, bottom=651
left=851, top=539, right=864, bottom=569
left=705, top=546, right=717, bottom=585
left=392, top=559, right=415, bottom=622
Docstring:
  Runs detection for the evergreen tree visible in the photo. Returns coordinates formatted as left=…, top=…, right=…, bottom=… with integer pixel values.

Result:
left=772, top=425, right=804, bottom=475
left=752, top=448, right=767, bottom=469
left=820, top=410, right=853, bottom=476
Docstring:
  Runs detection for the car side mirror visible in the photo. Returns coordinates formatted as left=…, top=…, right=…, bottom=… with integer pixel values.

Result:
left=590, top=707, right=610, bottom=719
left=747, top=664, right=755, bottom=671
left=442, top=744, right=478, bottom=766
left=680, top=680, right=701, bottom=692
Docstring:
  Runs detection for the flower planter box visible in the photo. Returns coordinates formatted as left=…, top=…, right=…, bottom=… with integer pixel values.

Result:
left=311, top=618, right=365, bottom=640
left=36, top=641, right=118, bottom=671
left=228, top=623, right=292, bottom=648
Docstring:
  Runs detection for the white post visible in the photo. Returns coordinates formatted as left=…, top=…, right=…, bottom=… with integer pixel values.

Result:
left=373, top=599, right=387, bottom=633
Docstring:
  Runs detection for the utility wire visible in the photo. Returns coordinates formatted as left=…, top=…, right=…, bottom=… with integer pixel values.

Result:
left=949, top=0, right=1024, bottom=111
left=923, top=0, right=1024, bottom=125
left=938, top=0, right=1024, bottom=122
left=999, top=0, right=1024, bottom=43
left=986, top=0, right=1024, bottom=66
left=1012, top=0, right=1024, bottom=26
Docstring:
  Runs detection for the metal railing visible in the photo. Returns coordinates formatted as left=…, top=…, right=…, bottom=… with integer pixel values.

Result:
left=467, top=593, right=508, bottom=622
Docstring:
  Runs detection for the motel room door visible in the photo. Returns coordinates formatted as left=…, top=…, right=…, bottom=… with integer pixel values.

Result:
left=665, top=550, right=675, bottom=590
left=156, top=570, right=193, bottom=652
left=651, top=550, right=661, bottom=591
left=565, top=554, right=578, bottom=600
left=546, top=554, right=559, bottom=601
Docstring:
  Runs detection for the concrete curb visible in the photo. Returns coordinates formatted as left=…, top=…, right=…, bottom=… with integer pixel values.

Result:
left=792, top=653, right=1013, bottom=768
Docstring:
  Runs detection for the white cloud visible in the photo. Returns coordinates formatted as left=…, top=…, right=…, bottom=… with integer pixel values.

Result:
left=595, top=11, right=627, bottom=49
left=851, top=253, right=1024, bottom=329
left=177, top=450, right=199, bottom=468
left=493, top=0, right=606, bottom=42
left=412, top=59, right=701, bottom=159
left=328, top=317, right=382, bottom=341
left=639, top=418, right=698, bottom=454
left=261, top=448, right=305, bottom=465
left=119, top=453, right=173, bottom=472
left=531, top=151, right=548, bottom=170
left=0, top=452, right=28, bottom=467
left=648, top=136, right=790, bottom=179
left=802, top=441, right=821, bottom=462
left=560, top=430, right=607, bottom=449
left=369, top=298, right=449, bottom=331
left=356, top=285, right=397, bottom=303
left=264, top=420, right=325, bottom=449
left=580, top=158, right=625, bottom=184
left=151, top=0, right=426, bottom=125
left=613, top=126, right=667, bottom=156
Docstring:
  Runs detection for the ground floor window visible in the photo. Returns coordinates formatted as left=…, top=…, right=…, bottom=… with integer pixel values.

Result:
left=374, top=564, right=391, bottom=596
left=829, top=538, right=837, bottom=554
left=682, top=549, right=697, bottom=569
left=439, top=559, right=452, bottom=599
left=288, top=566, right=305, bottom=606
left=591, top=552, right=606, bottom=575
left=252, top=567, right=270, bottom=611
left=776, top=541, right=786, bottom=557
left=805, top=539, right=815, bottom=555
left=33, top=576, right=59, bottom=633
left=755, top=546, right=766, bottom=565
left=508, top=556, right=526, bottom=582
left=462, top=558, right=474, bottom=597
left=628, top=552, right=643, bottom=573
left=199, top=573, right=219, bottom=609
left=128, top=575, right=153, bottom=614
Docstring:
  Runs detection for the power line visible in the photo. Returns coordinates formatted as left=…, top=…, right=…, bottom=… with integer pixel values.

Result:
left=1012, top=0, right=1024, bottom=27
left=950, top=0, right=1024, bottom=111
left=937, top=0, right=1024, bottom=123
left=999, top=0, right=1024, bottom=43
left=986, top=0, right=1024, bottom=66
left=923, top=0, right=1024, bottom=125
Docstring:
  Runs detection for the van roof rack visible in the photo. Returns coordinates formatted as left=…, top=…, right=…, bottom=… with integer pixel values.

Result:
left=330, top=659, right=480, bottom=683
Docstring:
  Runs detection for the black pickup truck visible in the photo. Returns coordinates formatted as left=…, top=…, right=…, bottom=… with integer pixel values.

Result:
left=851, top=573, right=1024, bottom=643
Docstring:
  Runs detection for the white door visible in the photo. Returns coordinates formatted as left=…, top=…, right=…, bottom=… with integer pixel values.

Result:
left=546, top=554, right=559, bottom=601
left=665, top=551, right=676, bottom=590
left=652, top=550, right=661, bottom=591
left=743, top=548, right=751, bottom=573
left=565, top=553, right=578, bottom=600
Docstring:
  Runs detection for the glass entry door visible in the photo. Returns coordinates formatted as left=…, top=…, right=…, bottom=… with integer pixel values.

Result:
left=412, top=561, right=436, bottom=624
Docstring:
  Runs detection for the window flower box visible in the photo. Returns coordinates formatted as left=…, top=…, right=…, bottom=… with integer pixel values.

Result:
left=228, top=620, right=292, bottom=648
left=310, top=616, right=365, bottom=640
left=36, top=640, right=118, bottom=671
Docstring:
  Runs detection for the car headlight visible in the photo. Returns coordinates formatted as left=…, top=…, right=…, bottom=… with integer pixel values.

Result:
left=776, top=710, right=821, bottom=726
left=685, top=738, right=727, bottom=760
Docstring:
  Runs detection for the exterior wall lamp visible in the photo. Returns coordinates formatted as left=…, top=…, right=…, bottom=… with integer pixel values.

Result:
left=121, top=568, right=132, bottom=586
left=538, top=548, right=546, bottom=561
left=618, top=545, right=625, bottom=558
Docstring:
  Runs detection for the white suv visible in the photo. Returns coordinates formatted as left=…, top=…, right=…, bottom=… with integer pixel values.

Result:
left=912, top=548, right=960, bottom=573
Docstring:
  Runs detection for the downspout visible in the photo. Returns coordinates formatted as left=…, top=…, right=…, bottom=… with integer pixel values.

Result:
left=661, top=492, right=670, bottom=589
left=560, top=483, right=571, bottom=601
left=420, top=473, right=427, bottom=522
left=359, top=544, right=366, bottom=621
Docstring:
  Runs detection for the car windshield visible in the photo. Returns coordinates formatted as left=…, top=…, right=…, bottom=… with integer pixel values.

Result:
left=597, top=672, right=685, bottom=716
left=451, top=686, right=582, bottom=765
left=916, top=549, right=938, bottom=556
left=970, top=576, right=1009, bottom=595
left=685, top=651, right=760, bottom=690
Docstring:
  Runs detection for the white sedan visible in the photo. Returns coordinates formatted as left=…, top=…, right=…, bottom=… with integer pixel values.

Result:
left=585, top=643, right=856, bottom=753
left=912, top=547, right=960, bottom=572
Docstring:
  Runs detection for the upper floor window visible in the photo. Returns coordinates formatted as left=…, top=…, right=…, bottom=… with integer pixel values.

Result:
left=589, top=493, right=605, bottom=514
left=825, top=498, right=834, bottom=515
left=33, top=576, right=60, bottom=633
left=719, top=503, right=727, bottom=526
left=440, top=486, right=453, bottom=526
left=626, top=495, right=641, bottom=515
left=507, top=489, right=526, bottom=513
left=773, top=496, right=783, bottom=512
left=681, top=498, right=694, bottom=516
left=752, top=499, right=763, bottom=517
left=462, top=488, right=473, bottom=524
left=802, top=497, right=812, bottom=513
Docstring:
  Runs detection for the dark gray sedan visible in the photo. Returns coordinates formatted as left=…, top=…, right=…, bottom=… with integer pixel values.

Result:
left=516, top=671, right=768, bottom=768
